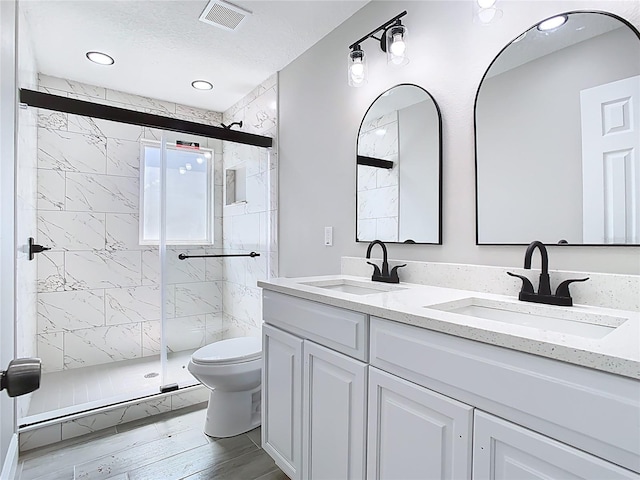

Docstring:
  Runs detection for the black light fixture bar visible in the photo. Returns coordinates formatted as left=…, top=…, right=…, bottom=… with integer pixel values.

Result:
left=19, top=89, right=273, bottom=148
left=357, top=155, right=394, bottom=169
left=348, top=10, right=407, bottom=50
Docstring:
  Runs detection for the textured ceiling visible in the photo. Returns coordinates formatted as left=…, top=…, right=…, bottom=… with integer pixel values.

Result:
left=22, top=0, right=369, bottom=112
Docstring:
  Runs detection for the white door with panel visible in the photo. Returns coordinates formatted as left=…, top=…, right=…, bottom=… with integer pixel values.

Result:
left=262, top=324, right=303, bottom=480
left=367, top=367, right=474, bottom=480
left=581, top=75, right=640, bottom=244
left=302, top=340, right=367, bottom=480
left=473, top=411, right=639, bottom=480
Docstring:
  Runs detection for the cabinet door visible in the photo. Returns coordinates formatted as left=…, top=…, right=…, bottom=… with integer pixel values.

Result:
left=473, top=411, right=639, bottom=480
left=367, top=367, right=473, bottom=480
left=302, top=340, right=367, bottom=480
left=262, top=324, right=303, bottom=480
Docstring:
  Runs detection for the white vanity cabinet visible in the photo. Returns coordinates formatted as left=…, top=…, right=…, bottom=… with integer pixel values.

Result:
left=473, top=411, right=639, bottom=480
left=367, top=367, right=473, bottom=480
left=262, top=291, right=369, bottom=480
left=369, top=316, right=640, bottom=477
left=302, top=340, right=367, bottom=480
left=262, top=324, right=303, bottom=479
left=261, top=289, right=640, bottom=480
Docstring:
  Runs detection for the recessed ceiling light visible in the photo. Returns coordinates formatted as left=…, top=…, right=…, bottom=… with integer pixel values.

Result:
left=86, top=51, right=114, bottom=65
left=537, top=15, right=567, bottom=31
left=192, top=80, right=213, bottom=90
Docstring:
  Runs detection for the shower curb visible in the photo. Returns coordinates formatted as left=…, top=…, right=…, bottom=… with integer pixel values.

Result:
left=18, top=384, right=208, bottom=452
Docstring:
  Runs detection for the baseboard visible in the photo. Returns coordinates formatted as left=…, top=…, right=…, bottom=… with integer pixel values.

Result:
left=0, top=434, right=19, bottom=480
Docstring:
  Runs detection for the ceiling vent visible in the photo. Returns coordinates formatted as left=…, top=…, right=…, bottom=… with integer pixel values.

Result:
left=199, top=0, right=252, bottom=32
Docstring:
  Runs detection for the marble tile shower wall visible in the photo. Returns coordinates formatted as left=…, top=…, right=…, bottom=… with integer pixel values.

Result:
left=220, top=74, right=278, bottom=338
left=357, top=112, right=399, bottom=242
left=35, top=75, right=225, bottom=373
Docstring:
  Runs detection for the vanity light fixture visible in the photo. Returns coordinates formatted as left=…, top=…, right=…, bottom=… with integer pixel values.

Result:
left=191, top=80, right=214, bottom=90
left=347, top=11, right=409, bottom=87
left=537, top=15, right=568, bottom=31
left=86, top=51, right=114, bottom=65
left=348, top=45, right=368, bottom=87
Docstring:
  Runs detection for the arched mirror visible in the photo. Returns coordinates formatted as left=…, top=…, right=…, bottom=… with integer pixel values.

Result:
left=475, top=11, right=640, bottom=245
left=356, top=84, right=442, bottom=244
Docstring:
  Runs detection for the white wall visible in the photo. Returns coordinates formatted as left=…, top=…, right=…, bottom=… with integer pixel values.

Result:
left=279, top=0, right=640, bottom=276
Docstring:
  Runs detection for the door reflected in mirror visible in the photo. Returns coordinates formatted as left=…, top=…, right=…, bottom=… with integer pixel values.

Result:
left=475, top=11, right=640, bottom=245
left=356, top=84, right=442, bottom=244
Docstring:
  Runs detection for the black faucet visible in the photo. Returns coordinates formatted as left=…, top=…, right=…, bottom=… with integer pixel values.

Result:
left=507, top=241, right=588, bottom=307
left=366, top=240, right=406, bottom=284
left=524, top=240, right=551, bottom=295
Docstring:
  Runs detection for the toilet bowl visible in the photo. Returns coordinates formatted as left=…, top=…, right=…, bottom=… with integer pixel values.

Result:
left=188, top=336, right=262, bottom=438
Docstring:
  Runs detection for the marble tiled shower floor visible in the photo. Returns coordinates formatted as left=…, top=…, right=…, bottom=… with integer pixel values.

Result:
left=24, top=350, right=199, bottom=423
left=18, top=406, right=287, bottom=480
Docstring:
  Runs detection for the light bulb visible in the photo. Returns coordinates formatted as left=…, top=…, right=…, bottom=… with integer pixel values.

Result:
left=390, top=34, right=406, bottom=56
left=204, top=152, right=212, bottom=159
left=477, top=0, right=496, bottom=8
left=179, top=167, right=186, bottom=175
left=350, top=61, right=365, bottom=84
left=196, top=157, right=204, bottom=164
left=348, top=47, right=367, bottom=87
left=185, top=163, right=192, bottom=171
left=375, top=129, right=386, bottom=136
left=386, top=25, right=408, bottom=66
left=350, top=62, right=364, bottom=77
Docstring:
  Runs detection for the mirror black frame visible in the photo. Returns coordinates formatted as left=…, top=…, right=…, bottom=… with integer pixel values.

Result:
left=356, top=83, right=443, bottom=245
left=473, top=10, right=640, bottom=247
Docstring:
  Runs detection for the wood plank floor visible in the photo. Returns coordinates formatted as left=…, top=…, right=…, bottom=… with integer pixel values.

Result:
left=18, top=405, right=288, bottom=480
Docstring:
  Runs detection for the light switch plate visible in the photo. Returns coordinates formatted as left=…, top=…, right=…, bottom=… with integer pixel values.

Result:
left=324, top=226, right=333, bottom=246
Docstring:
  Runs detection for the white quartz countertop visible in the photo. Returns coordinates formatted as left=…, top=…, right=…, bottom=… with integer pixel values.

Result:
left=258, top=275, right=640, bottom=380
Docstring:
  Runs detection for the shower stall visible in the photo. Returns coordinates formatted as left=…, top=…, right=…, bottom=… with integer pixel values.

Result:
left=14, top=74, right=277, bottom=438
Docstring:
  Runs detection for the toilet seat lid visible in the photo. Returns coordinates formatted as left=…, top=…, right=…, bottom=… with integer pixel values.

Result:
left=191, top=337, right=262, bottom=365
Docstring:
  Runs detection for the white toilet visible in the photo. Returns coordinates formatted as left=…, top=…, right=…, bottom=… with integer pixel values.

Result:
left=188, top=336, right=262, bottom=438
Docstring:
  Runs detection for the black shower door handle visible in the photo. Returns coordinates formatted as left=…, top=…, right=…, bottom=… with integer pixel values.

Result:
left=28, top=237, right=51, bottom=260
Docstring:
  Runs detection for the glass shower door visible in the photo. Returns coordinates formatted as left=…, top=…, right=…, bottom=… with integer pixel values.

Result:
left=20, top=106, right=167, bottom=422
left=150, top=128, right=221, bottom=390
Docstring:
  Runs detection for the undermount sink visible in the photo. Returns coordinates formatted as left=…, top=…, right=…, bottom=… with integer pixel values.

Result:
left=428, top=297, right=627, bottom=339
left=300, top=278, right=407, bottom=296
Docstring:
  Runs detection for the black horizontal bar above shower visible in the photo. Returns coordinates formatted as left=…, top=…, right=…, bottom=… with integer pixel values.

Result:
left=19, top=89, right=273, bottom=148
left=357, top=155, right=394, bottom=169
left=178, top=252, right=260, bottom=260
